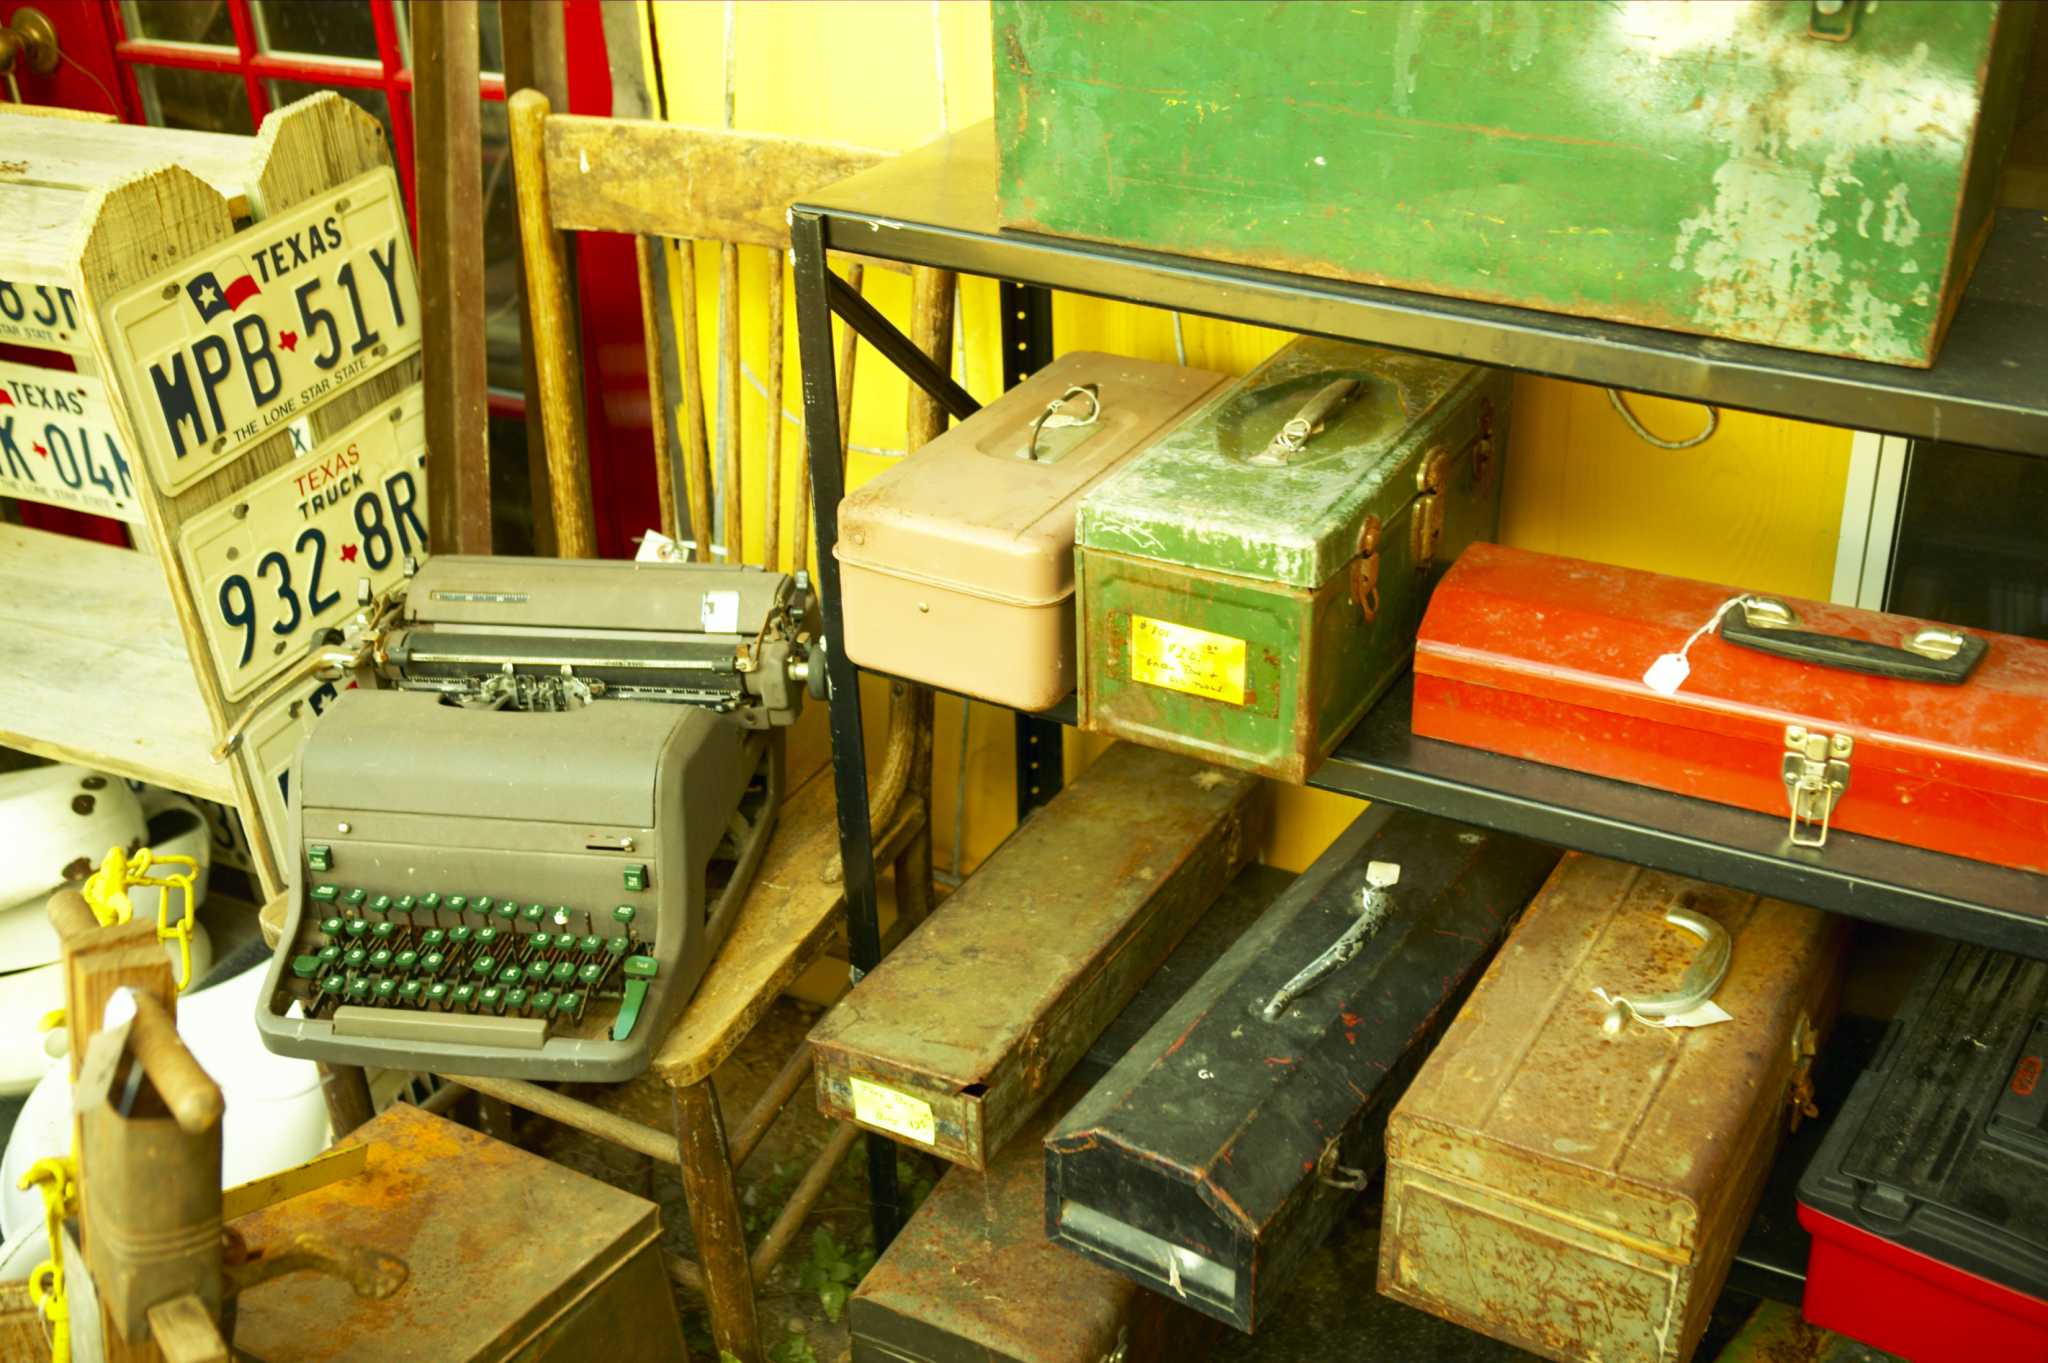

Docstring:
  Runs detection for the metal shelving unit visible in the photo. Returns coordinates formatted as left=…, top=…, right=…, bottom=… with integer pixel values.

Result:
left=790, top=121, right=2048, bottom=1243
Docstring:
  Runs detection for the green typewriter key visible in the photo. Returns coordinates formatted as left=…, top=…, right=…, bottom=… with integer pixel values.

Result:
left=345, top=947, right=369, bottom=969
left=447, top=895, right=468, bottom=913
left=554, top=991, right=582, bottom=1016
left=419, top=892, right=442, bottom=912
left=372, top=921, right=397, bottom=940
left=425, top=981, right=452, bottom=1006
left=306, top=845, right=332, bottom=873
left=320, top=916, right=344, bottom=937
left=532, top=990, right=556, bottom=1014
left=492, top=900, right=518, bottom=920
left=552, top=906, right=574, bottom=928
left=395, top=894, right=417, bottom=913
left=579, top=935, right=603, bottom=955
left=370, top=948, right=393, bottom=970
left=523, top=903, right=546, bottom=924
left=473, top=896, right=494, bottom=915
left=290, top=954, right=322, bottom=980
left=550, top=960, right=575, bottom=985
left=470, top=954, right=496, bottom=978
left=374, top=978, right=398, bottom=1003
left=481, top=986, right=504, bottom=1009
left=607, top=936, right=629, bottom=956
left=400, top=980, right=424, bottom=1004
left=612, top=904, right=636, bottom=925
left=578, top=962, right=603, bottom=986
left=317, top=945, right=342, bottom=966
left=525, top=960, right=550, bottom=983
left=422, top=951, right=447, bottom=974
left=370, top=894, right=393, bottom=915
left=505, top=987, right=529, bottom=1011
left=310, top=884, right=339, bottom=903
left=498, top=966, right=524, bottom=986
left=345, top=919, right=370, bottom=939
left=345, top=888, right=367, bottom=907
left=529, top=932, right=553, bottom=953
left=452, top=984, right=477, bottom=1008
left=448, top=925, right=473, bottom=945
left=345, top=977, right=370, bottom=1001
left=395, top=950, right=419, bottom=974
left=476, top=926, right=499, bottom=947
left=421, top=928, right=447, bottom=948
left=317, top=975, right=343, bottom=996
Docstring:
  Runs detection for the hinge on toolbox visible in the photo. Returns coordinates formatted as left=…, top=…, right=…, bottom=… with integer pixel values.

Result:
left=1410, top=446, right=1452, bottom=570
left=1349, top=515, right=1382, bottom=623
left=1781, top=725, right=1852, bottom=848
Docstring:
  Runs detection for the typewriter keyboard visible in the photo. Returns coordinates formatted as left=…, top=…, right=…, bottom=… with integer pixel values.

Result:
left=287, top=886, right=663, bottom=1046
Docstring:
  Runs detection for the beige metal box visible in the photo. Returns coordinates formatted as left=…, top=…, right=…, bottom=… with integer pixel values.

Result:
left=1378, top=854, right=1844, bottom=1363
left=835, top=352, right=1224, bottom=710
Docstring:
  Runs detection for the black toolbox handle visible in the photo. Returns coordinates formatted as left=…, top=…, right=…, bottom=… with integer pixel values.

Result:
left=1718, top=598, right=1985, bottom=685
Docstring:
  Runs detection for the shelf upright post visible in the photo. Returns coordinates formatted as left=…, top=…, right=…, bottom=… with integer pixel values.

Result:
left=1001, top=282, right=1066, bottom=819
left=789, top=208, right=907, bottom=1247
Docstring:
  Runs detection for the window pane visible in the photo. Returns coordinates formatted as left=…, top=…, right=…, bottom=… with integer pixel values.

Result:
left=482, top=99, right=521, bottom=391
left=135, top=66, right=254, bottom=134
left=267, top=80, right=395, bottom=160
left=121, top=0, right=234, bottom=46
left=251, top=0, right=381, bottom=62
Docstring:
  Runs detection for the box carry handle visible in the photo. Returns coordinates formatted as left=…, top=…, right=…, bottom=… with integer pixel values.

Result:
left=1249, top=379, right=1362, bottom=466
left=1718, top=598, right=1985, bottom=684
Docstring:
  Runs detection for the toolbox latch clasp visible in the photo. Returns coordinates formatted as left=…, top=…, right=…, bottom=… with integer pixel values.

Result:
left=1349, top=516, right=1382, bottom=623
left=1781, top=725, right=1853, bottom=848
left=1409, top=445, right=1453, bottom=570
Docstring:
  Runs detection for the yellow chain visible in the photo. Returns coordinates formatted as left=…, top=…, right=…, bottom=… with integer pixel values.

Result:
left=81, top=844, right=199, bottom=991
left=19, top=1153, right=79, bottom=1363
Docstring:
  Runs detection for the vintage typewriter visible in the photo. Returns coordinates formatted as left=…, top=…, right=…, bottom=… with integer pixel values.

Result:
left=255, top=555, right=820, bottom=1080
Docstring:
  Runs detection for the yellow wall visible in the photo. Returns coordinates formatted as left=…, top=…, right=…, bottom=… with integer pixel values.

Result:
left=640, top=0, right=1853, bottom=877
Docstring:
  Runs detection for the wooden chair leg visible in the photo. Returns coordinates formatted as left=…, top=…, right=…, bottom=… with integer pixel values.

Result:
left=673, top=1079, right=760, bottom=1363
left=317, top=1062, right=374, bottom=1138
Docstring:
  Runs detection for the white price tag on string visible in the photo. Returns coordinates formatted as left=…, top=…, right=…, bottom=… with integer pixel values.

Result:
left=1643, top=594, right=1756, bottom=697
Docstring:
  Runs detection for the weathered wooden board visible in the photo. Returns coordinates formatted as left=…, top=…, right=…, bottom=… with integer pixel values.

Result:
left=0, top=112, right=252, bottom=211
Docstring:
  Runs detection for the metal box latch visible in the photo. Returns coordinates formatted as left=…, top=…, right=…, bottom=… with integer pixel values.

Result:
left=1782, top=725, right=1852, bottom=848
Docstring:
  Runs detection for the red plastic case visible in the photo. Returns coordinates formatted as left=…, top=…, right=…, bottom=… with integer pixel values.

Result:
left=1412, top=543, right=2048, bottom=872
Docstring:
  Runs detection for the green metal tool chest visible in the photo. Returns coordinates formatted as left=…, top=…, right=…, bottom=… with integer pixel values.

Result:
left=994, top=0, right=2038, bottom=367
left=1075, top=337, right=1506, bottom=782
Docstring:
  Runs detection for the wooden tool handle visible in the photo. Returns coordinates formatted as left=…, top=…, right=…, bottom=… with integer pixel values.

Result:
left=127, top=990, right=225, bottom=1134
left=48, top=886, right=100, bottom=940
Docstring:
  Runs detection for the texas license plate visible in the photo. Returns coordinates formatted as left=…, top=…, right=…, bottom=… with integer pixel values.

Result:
left=0, top=359, right=140, bottom=522
left=104, top=167, right=422, bottom=495
left=0, top=275, right=86, bottom=351
left=178, top=387, right=429, bottom=701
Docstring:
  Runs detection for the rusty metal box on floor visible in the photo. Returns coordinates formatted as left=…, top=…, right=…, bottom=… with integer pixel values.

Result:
left=226, top=1102, right=685, bottom=1363
left=1378, top=853, right=1846, bottom=1363
left=994, top=2, right=2040, bottom=368
left=850, top=1091, right=1214, bottom=1363
left=836, top=351, right=1225, bottom=710
left=809, top=742, right=1261, bottom=1170
left=1076, top=336, right=1505, bottom=783
left=1045, top=806, right=1559, bottom=1333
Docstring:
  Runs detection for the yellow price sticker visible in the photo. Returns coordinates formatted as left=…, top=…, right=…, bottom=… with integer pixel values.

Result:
left=1130, top=614, right=1247, bottom=706
left=850, top=1077, right=936, bottom=1145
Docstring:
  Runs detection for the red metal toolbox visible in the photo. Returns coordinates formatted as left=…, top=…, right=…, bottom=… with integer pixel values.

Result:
left=1796, top=941, right=2048, bottom=1363
left=1412, top=542, right=2048, bottom=872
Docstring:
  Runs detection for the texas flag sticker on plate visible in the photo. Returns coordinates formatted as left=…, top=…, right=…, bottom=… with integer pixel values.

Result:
left=102, top=166, right=422, bottom=495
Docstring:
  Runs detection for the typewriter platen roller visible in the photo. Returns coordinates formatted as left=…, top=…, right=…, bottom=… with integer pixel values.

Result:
left=256, top=556, right=818, bottom=1081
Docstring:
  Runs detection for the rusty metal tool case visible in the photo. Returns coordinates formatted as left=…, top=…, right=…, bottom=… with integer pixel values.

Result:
left=836, top=351, right=1224, bottom=710
left=1045, top=806, right=1559, bottom=1332
left=1379, top=853, right=1846, bottom=1363
left=850, top=1091, right=1213, bottom=1363
left=809, top=742, right=1261, bottom=1170
left=1076, top=336, right=1506, bottom=782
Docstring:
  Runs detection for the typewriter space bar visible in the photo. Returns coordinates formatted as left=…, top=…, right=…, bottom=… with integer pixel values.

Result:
left=331, top=1006, right=548, bottom=1051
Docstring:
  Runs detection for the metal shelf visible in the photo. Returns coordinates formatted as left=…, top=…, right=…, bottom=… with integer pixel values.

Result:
left=1314, top=677, right=2048, bottom=959
left=799, top=122, right=2048, bottom=458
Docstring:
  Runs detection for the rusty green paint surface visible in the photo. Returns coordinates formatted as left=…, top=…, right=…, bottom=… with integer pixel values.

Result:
left=1076, top=338, right=1505, bottom=782
left=995, top=1, right=2038, bottom=367
left=808, top=742, right=1262, bottom=1170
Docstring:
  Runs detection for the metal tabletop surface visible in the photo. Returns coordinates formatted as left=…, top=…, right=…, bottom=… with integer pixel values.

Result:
left=799, top=122, right=2048, bottom=457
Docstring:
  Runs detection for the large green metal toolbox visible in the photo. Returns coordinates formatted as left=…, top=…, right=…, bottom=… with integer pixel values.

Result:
left=1075, top=337, right=1506, bottom=782
left=993, top=1, right=2040, bottom=368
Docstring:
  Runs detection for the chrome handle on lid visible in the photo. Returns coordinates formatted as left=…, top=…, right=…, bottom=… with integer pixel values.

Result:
left=1594, top=904, right=1732, bottom=1032
left=1261, top=860, right=1398, bottom=1021
left=1250, top=378, right=1363, bottom=466
left=1023, top=383, right=1101, bottom=461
